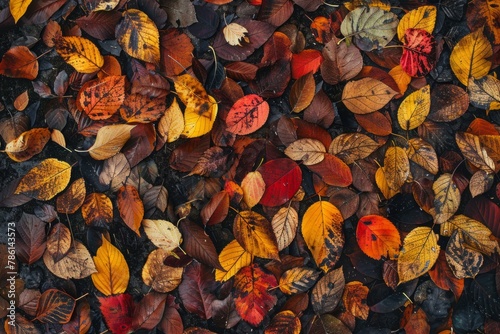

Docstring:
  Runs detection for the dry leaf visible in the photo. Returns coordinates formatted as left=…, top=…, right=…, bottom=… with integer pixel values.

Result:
left=223, top=23, right=249, bottom=46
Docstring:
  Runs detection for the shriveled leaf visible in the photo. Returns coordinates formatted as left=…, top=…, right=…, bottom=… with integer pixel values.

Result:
left=398, top=85, right=430, bottom=130
left=0, top=46, right=38, bottom=80
left=116, top=9, right=160, bottom=64
left=83, top=124, right=135, bottom=160
left=329, top=133, right=378, bottom=165
left=450, top=28, right=492, bottom=86
left=271, top=206, right=298, bottom=251
left=234, top=264, right=278, bottom=326
left=55, top=36, right=103, bottom=73
left=311, top=267, right=345, bottom=315
left=398, top=227, right=439, bottom=284
left=15, top=158, right=71, bottom=201
left=56, top=178, right=86, bottom=214
left=397, top=5, right=437, bottom=41
left=342, top=281, right=369, bottom=320
left=91, top=237, right=129, bottom=296
left=43, top=240, right=97, bottom=279
left=302, top=201, right=344, bottom=272
left=340, top=7, right=398, bottom=51
left=35, top=289, right=75, bottom=324
left=215, top=239, right=252, bottom=282
left=5, top=127, right=51, bottom=162
left=233, top=210, right=279, bottom=260
left=143, top=219, right=182, bottom=252
left=356, top=215, right=400, bottom=260
left=342, top=77, right=398, bottom=114
left=279, top=267, right=320, bottom=295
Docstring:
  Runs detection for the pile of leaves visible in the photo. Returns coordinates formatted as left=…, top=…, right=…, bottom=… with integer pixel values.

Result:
left=1, top=0, right=500, bottom=333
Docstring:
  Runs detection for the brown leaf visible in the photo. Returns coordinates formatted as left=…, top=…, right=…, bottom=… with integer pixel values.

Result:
left=5, top=127, right=51, bottom=162
left=0, top=46, right=38, bottom=80
left=35, top=289, right=75, bottom=324
left=180, top=220, right=223, bottom=270
left=289, top=71, right=315, bottom=113
left=81, top=193, right=113, bottom=226
left=321, top=38, right=363, bottom=85
left=43, top=240, right=97, bottom=279
left=46, top=223, right=71, bottom=263
left=56, top=178, right=86, bottom=214
left=142, top=249, right=183, bottom=293
left=342, top=77, right=398, bottom=114
left=117, top=185, right=144, bottom=236
left=16, top=213, right=46, bottom=264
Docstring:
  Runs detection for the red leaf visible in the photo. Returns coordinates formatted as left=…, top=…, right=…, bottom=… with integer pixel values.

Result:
left=258, top=158, right=302, bottom=207
left=291, top=49, right=323, bottom=79
left=260, top=32, right=292, bottom=66
left=226, top=94, right=269, bottom=135
left=160, top=28, right=194, bottom=77
left=401, top=28, right=436, bottom=77
left=178, top=261, right=217, bottom=320
left=75, top=11, right=121, bottom=40
left=356, top=215, right=401, bottom=260
left=122, top=123, right=156, bottom=167
left=98, top=294, right=135, bottom=334
left=234, top=264, right=278, bottom=326
left=307, top=154, right=352, bottom=187
left=132, top=293, right=167, bottom=330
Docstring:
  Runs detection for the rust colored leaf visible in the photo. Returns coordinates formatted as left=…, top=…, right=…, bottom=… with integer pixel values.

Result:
left=5, top=127, right=51, bottom=162
left=16, top=212, right=46, bottom=265
left=160, top=28, right=194, bottom=76
left=120, top=93, right=166, bottom=123
left=428, top=250, right=464, bottom=300
left=46, top=223, right=71, bottom=263
left=0, top=46, right=38, bottom=80
left=81, top=192, right=113, bottom=226
left=56, top=178, right=86, bottom=214
left=356, top=215, right=401, bottom=260
left=342, top=281, right=369, bottom=320
left=265, top=310, right=301, bottom=334
left=289, top=71, right=315, bottom=113
left=226, top=94, right=269, bottom=135
left=35, top=289, right=75, bottom=324
left=77, top=75, right=125, bottom=120
left=307, top=153, right=353, bottom=187
left=291, top=49, right=323, bottom=79
left=260, top=31, right=292, bottom=66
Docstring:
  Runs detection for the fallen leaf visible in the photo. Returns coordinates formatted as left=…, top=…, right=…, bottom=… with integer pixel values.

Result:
left=91, top=237, right=129, bottom=295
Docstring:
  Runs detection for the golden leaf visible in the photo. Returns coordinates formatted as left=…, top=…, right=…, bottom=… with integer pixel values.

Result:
left=383, top=146, right=410, bottom=191
left=455, top=132, right=495, bottom=172
left=397, top=5, right=437, bottom=41
left=233, top=211, right=279, bottom=260
left=116, top=185, right=144, bottom=236
left=116, top=9, right=160, bottom=64
left=302, top=201, right=344, bottom=272
left=285, top=138, right=326, bottom=165
left=81, top=193, right=113, bottom=225
left=397, top=85, right=430, bottom=130
left=43, top=240, right=97, bottom=279
left=158, top=97, right=184, bottom=143
left=445, top=230, right=483, bottom=279
left=441, top=215, right=499, bottom=255
left=342, top=77, right=398, bottom=114
left=15, top=158, right=72, bottom=201
left=142, top=219, right=182, bottom=252
left=223, top=22, right=249, bottom=46
left=56, top=178, right=86, bottom=214
left=241, top=171, right=266, bottom=209
left=279, top=267, right=320, bottom=295
left=329, top=133, right=379, bottom=165
left=388, top=65, right=411, bottom=95
left=50, top=129, right=66, bottom=148
left=9, top=0, right=32, bottom=23
left=5, top=127, right=51, bottom=162
left=81, top=124, right=135, bottom=160
left=142, top=249, right=183, bottom=293
left=215, top=239, right=253, bottom=282
left=375, top=166, right=399, bottom=199
left=271, top=206, right=299, bottom=251
left=450, top=28, right=492, bottom=86
left=55, top=36, right=104, bottom=73
left=397, top=227, right=439, bottom=284
left=432, top=173, right=460, bottom=224
left=407, top=138, right=439, bottom=175
left=91, top=238, right=129, bottom=296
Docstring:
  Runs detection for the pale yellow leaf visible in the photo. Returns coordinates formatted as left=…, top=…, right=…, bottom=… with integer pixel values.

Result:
left=83, top=124, right=135, bottom=160
left=223, top=22, right=249, bottom=46
left=142, top=219, right=182, bottom=252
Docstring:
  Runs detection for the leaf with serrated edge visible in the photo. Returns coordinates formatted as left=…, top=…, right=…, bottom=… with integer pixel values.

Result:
left=397, top=227, right=439, bottom=284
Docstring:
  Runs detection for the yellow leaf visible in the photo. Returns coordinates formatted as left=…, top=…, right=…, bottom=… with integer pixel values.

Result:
left=158, top=98, right=184, bottom=143
left=397, top=226, right=440, bottom=284
left=9, top=0, right=32, bottom=23
left=375, top=167, right=399, bottom=199
left=407, top=138, right=439, bottom=175
left=142, top=249, right=183, bottom=292
left=302, top=201, right=344, bottom=272
left=83, top=124, right=135, bottom=160
left=116, top=9, right=160, bottom=64
left=328, top=133, right=379, bottom=165
left=432, top=173, right=460, bottom=224
left=450, top=28, right=492, bottom=86
left=223, top=22, right=249, bottom=46
left=344, top=0, right=390, bottom=11
left=56, top=178, right=86, bottom=214
left=469, top=75, right=500, bottom=111
left=233, top=211, right=279, bottom=260
left=15, top=158, right=72, bottom=200
left=383, top=146, right=410, bottom=191
left=142, top=219, right=182, bottom=252
left=342, top=77, right=398, bottom=114
left=5, top=127, right=51, bottom=162
left=279, top=267, right=320, bottom=295
left=441, top=215, right=498, bottom=255
left=215, top=239, right=253, bottom=282
left=89, top=0, right=119, bottom=11
left=397, top=5, right=437, bottom=41
left=388, top=65, right=411, bottom=95
left=91, top=238, right=129, bottom=295
left=241, top=171, right=266, bottom=209
left=456, top=132, right=495, bottom=172
left=285, top=138, right=326, bottom=165
left=55, top=36, right=104, bottom=73
left=43, top=240, right=97, bottom=279
left=397, top=85, right=430, bottom=130
left=271, top=206, right=299, bottom=251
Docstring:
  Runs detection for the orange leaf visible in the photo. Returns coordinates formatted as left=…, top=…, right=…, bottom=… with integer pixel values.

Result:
left=0, top=46, right=38, bottom=80
left=120, top=93, right=166, bottom=123
left=56, top=178, right=86, bottom=214
left=342, top=281, right=369, bottom=320
left=160, top=28, right=194, bottom=76
left=265, top=310, right=301, bottom=334
left=226, top=94, right=269, bottom=135
left=291, top=49, right=323, bottom=79
left=77, top=75, right=126, bottom=120
left=234, top=264, right=278, bottom=326
left=81, top=193, right=113, bottom=225
left=117, top=185, right=144, bottom=236
left=5, top=127, right=51, bottom=162
left=233, top=210, right=279, bottom=260
left=356, top=215, right=401, bottom=260
left=241, top=171, right=266, bottom=208
left=91, top=237, right=129, bottom=296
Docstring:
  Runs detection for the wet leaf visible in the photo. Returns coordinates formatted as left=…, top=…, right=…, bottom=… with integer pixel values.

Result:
left=302, top=201, right=344, bottom=272
left=340, top=7, right=398, bottom=51
left=15, top=158, right=72, bottom=201
left=55, top=36, right=103, bottom=73
left=91, top=237, right=129, bottom=295
left=398, top=226, right=439, bottom=284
